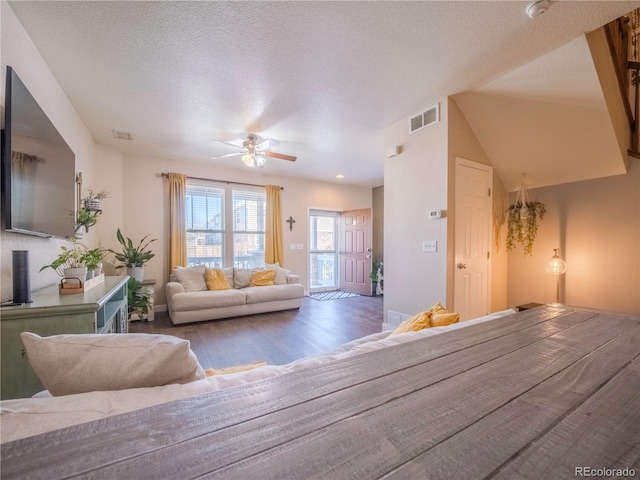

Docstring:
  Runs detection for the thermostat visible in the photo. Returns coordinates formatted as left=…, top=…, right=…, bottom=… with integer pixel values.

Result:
left=428, top=210, right=442, bottom=219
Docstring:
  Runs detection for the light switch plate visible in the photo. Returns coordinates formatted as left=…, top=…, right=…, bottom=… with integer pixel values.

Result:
left=422, top=240, right=437, bottom=252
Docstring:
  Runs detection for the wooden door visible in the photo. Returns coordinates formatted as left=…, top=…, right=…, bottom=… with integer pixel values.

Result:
left=454, top=159, right=492, bottom=320
left=339, top=208, right=372, bottom=296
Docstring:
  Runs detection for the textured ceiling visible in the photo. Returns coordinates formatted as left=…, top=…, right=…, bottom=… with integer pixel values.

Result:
left=6, top=1, right=640, bottom=188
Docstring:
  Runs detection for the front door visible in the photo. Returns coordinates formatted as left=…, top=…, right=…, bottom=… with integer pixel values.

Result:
left=454, top=158, right=492, bottom=320
left=339, top=208, right=372, bottom=296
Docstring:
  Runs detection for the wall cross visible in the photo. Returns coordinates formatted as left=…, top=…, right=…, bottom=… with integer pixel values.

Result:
left=286, top=216, right=296, bottom=231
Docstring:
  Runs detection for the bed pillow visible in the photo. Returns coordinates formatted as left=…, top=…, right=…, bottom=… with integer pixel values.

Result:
left=250, top=269, right=277, bottom=287
left=20, top=332, right=206, bottom=396
left=205, top=268, right=231, bottom=291
left=174, top=265, right=207, bottom=292
left=265, top=262, right=290, bottom=285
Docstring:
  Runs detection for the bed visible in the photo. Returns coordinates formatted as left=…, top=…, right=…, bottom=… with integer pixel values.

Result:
left=1, top=305, right=639, bottom=479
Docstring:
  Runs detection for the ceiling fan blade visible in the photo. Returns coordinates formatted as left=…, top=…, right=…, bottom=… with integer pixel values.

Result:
left=265, top=151, right=297, bottom=162
left=212, top=152, right=243, bottom=159
left=257, top=137, right=280, bottom=150
left=212, top=139, right=243, bottom=149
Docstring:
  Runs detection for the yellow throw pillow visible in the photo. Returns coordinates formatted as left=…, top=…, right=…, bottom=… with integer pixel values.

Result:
left=391, top=311, right=432, bottom=335
left=205, top=268, right=231, bottom=291
left=431, top=311, right=460, bottom=327
left=429, top=303, right=448, bottom=315
left=205, top=361, right=266, bottom=376
left=250, top=269, right=277, bottom=287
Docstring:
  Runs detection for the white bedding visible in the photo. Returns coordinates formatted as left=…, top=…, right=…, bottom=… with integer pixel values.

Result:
left=0, top=309, right=516, bottom=443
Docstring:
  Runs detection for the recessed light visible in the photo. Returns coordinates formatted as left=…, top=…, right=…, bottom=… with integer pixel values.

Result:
left=336, top=174, right=345, bottom=179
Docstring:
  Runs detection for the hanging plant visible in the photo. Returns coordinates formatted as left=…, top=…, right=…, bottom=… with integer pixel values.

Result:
left=506, top=177, right=546, bottom=256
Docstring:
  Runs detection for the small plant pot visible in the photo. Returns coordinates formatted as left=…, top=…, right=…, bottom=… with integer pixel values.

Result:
left=84, top=199, right=102, bottom=211
left=127, top=266, right=144, bottom=282
left=64, top=267, right=88, bottom=283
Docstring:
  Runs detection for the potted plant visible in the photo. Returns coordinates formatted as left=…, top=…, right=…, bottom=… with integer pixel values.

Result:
left=127, top=277, right=152, bottom=321
left=506, top=178, right=546, bottom=256
left=109, top=228, right=157, bottom=281
left=82, top=247, right=106, bottom=279
left=83, top=187, right=110, bottom=211
left=369, top=260, right=383, bottom=296
left=74, top=207, right=99, bottom=234
left=40, top=237, right=89, bottom=282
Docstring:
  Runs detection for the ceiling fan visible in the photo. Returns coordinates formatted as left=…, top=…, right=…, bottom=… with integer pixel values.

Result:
left=211, top=133, right=297, bottom=168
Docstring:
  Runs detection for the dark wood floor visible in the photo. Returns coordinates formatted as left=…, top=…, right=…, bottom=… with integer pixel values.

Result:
left=130, top=295, right=384, bottom=370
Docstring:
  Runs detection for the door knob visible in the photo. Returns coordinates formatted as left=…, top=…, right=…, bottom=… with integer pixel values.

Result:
left=457, top=263, right=467, bottom=269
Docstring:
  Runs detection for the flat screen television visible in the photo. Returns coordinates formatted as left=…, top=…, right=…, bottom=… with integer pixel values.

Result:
left=1, top=66, right=76, bottom=238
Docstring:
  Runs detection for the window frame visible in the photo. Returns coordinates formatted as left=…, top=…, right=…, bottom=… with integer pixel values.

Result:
left=185, top=180, right=266, bottom=268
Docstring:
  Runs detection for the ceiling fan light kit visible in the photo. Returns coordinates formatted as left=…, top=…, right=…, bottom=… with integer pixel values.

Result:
left=242, top=152, right=267, bottom=168
left=212, top=133, right=297, bottom=168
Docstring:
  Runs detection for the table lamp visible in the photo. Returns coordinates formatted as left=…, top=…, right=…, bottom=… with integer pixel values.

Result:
left=544, top=248, right=567, bottom=304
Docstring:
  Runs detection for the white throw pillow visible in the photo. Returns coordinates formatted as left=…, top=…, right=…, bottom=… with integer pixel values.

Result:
left=174, top=265, right=207, bottom=292
left=20, top=332, right=206, bottom=396
left=233, top=268, right=256, bottom=289
left=220, top=267, right=234, bottom=287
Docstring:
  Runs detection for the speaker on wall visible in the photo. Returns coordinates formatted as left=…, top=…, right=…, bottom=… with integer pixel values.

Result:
left=12, top=250, right=32, bottom=304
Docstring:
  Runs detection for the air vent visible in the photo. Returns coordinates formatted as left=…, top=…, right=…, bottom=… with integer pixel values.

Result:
left=112, top=130, right=133, bottom=141
left=409, top=103, right=439, bottom=133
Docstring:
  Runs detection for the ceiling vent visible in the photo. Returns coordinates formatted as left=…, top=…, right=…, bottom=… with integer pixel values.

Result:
left=409, top=104, right=439, bottom=133
left=112, top=130, right=133, bottom=141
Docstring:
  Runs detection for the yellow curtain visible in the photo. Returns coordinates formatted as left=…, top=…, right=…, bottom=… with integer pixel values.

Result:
left=168, top=173, right=187, bottom=272
left=265, top=185, right=284, bottom=266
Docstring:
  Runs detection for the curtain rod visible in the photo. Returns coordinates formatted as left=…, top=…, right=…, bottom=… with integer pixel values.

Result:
left=161, top=173, right=283, bottom=190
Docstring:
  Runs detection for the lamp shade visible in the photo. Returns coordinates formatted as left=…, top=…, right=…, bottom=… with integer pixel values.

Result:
left=242, top=152, right=254, bottom=167
left=545, top=248, right=567, bottom=275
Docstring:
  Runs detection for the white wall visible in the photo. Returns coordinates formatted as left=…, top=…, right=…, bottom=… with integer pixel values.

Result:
left=118, top=155, right=372, bottom=307
left=383, top=101, right=449, bottom=320
left=508, top=160, right=640, bottom=314
left=0, top=1, right=100, bottom=302
left=448, top=98, right=508, bottom=313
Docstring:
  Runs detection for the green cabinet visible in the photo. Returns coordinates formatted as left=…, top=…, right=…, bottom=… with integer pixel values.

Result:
left=0, top=276, right=129, bottom=400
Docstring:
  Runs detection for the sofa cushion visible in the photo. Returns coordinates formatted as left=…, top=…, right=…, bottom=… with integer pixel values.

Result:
left=250, top=269, right=276, bottom=287
left=170, top=289, right=247, bottom=311
left=205, top=268, right=231, bottom=290
left=174, top=266, right=207, bottom=292
left=20, top=332, right=205, bottom=396
left=233, top=268, right=255, bottom=289
left=244, top=283, right=305, bottom=304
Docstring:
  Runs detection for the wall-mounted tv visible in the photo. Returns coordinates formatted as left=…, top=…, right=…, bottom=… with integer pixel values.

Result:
left=1, top=66, right=76, bottom=238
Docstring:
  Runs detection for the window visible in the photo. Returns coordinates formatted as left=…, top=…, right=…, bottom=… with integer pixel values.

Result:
left=186, top=184, right=224, bottom=267
left=186, top=181, right=266, bottom=269
left=232, top=189, right=266, bottom=268
left=309, top=210, right=338, bottom=292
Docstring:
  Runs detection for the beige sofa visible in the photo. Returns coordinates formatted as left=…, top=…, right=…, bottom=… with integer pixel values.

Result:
left=0, top=309, right=517, bottom=444
left=165, top=264, right=305, bottom=325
